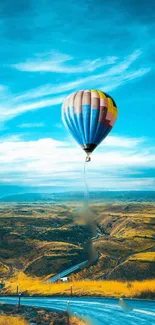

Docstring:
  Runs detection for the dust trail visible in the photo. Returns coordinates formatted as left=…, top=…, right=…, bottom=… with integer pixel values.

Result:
left=82, top=159, right=96, bottom=234
left=83, top=239, right=98, bottom=264
left=73, top=159, right=98, bottom=264
left=73, top=204, right=98, bottom=264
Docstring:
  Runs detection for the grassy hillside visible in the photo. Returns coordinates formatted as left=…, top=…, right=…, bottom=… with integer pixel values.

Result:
left=0, top=202, right=155, bottom=282
left=0, top=204, right=93, bottom=279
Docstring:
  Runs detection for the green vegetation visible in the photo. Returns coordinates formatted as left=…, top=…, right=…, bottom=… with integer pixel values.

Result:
left=0, top=262, right=9, bottom=276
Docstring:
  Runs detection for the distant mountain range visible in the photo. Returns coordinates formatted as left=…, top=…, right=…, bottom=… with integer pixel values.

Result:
left=0, top=191, right=155, bottom=202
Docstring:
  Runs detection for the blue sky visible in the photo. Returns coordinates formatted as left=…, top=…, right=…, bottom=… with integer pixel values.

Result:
left=0, top=0, right=155, bottom=193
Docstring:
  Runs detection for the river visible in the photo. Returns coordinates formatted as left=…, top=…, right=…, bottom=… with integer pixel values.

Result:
left=0, top=296, right=155, bottom=324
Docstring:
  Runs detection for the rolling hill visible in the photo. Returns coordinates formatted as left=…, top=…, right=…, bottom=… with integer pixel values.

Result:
left=0, top=200, right=155, bottom=281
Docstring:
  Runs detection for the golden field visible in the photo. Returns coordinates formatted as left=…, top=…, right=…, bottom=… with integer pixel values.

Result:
left=0, top=315, right=28, bottom=325
left=3, top=272, right=155, bottom=299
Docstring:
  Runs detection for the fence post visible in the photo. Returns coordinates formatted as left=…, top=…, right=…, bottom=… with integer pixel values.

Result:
left=67, top=301, right=70, bottom=325
left=18, top=292, right=22, bottom=309
left=67, top=313, right=70, bottom=325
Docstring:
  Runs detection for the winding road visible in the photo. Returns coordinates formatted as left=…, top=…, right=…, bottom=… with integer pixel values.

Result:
left=47, top=260, right=88, bottom=282
left=47, top=232, right=101, bottom=282
left=0, top=296, right=154, bottom=325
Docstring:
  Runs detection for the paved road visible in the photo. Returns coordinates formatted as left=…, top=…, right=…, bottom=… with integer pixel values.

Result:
left=0, top=296, right=154, bottom=325
left=47, top=251, right=100, bottom=282
left=47, top=260, right=88, bottom=282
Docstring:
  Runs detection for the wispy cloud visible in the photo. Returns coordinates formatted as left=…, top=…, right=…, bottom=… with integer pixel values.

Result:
left=14, top=67, right=150, bottom=104
left=100, top=67, right=151, bottom=92
left=12, top=51, right=117, bottom=73
left=0, top=134, right=23, bottom=142
left=0, top=49, right=151, bottom=123
left=13, top=80, right=83, bottom=102
left=18, top=122, right=46, bottom=128
left=15, top=50, right=151, bottom=100
left=106, top=49, right=142, bottom=76
left=0, top=95, right=65, bottom=122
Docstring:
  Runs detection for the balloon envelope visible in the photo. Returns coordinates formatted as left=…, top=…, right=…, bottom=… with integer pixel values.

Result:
left=62, top=90, right=118, bottom=154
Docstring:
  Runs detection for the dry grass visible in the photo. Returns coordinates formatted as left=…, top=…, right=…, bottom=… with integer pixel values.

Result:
left=0, top=314, right=86, bottom=325
left=0, top=315, right=29, bottom=325
left=130, top=252, right=155, bottom=262
left=71, top=316, right=87, bottom=324
left=4, top=272, right=155, bottom=299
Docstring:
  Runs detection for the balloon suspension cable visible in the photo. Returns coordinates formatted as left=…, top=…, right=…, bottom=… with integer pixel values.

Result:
left=83, top=154, right=91, bottom=208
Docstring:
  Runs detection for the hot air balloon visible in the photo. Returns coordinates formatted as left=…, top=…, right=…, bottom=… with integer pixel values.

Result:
left=62, top=90, right=118, bottom=162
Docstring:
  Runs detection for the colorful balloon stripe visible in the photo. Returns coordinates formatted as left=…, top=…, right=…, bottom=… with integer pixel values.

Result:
left=62, top=89, right=118, bottom=154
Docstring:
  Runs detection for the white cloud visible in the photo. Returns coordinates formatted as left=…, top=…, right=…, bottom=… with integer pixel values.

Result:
left=89, top=177, right=155, bottom=191
left=0, top=135, right=154, bottom=190
left=12, top=51, right=117, bottom=73
left=103, top=136, right=145, bottom=148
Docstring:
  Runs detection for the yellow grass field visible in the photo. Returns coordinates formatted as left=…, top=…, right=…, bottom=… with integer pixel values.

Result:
left=71, top=316, right=87, bottom=325
left=0, top=315, right=86, bottom=325
left=4, top=272, right=155, bottom=299
left=129, top=252, right=155, bottom=262
left=0, top=315, right=29, bottom=325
